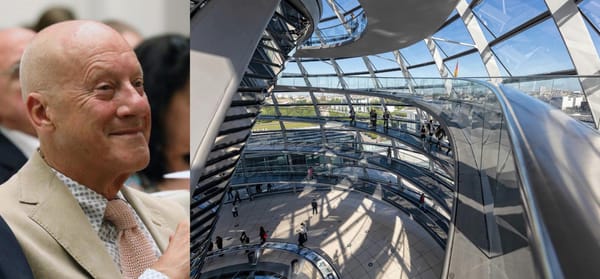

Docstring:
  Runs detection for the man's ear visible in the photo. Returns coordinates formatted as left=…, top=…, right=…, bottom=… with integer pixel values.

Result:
left=26, top=92, right=54, bottom=131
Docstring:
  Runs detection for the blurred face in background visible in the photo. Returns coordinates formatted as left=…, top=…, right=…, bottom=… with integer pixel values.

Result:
left=163, top=80, right=190, bottom=173
left=0, top=28, right=36, bottom=135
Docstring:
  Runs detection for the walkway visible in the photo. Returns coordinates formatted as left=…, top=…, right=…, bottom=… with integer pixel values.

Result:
left=212, top=188, right=444, bottom=279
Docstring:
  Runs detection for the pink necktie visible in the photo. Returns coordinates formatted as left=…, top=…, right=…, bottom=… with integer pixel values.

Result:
left=104, top=199, right=158, bottom=279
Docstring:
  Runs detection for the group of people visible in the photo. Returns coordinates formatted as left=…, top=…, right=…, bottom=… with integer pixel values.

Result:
left=349, top=107, right=392, bottom=131
left=0, top=10, right=191, bottom=278
left=420, top=119, right=450, bottom=154
left=209, top=226, right=269, bottom=252
left=211, top=200, right=319, bottom=253
left=227, top=183, right=275, bottom=205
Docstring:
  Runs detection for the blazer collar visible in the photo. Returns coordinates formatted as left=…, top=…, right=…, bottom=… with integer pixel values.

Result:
left=18, top=153, right=121, bottom=278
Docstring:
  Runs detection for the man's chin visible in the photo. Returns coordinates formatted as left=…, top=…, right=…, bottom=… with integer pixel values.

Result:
left=115, top=151, right=150, bottom=172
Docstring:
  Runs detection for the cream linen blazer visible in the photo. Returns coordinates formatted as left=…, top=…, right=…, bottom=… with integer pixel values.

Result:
left=0, top=153, right=188, bottom=278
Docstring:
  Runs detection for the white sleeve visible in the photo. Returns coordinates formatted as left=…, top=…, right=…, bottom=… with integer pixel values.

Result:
left=138, top=269, right=169, bottom=279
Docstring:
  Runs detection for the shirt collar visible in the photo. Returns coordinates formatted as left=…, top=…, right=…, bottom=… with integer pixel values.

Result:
left=50, top=168, right=125, bottom=234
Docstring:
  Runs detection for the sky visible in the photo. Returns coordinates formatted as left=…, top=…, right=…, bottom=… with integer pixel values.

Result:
left=281, top=0, right=599, bottom=79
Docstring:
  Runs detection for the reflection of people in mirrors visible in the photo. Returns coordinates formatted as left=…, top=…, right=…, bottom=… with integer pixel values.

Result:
left=134, top=34, right=190, bottom=193
left=349, top=12, right=358, bottom=34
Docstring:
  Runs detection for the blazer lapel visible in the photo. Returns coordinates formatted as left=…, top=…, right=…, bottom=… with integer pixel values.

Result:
left=18, top=153, right=121, bottom=279
left=122, top=187, right=171, bottom=252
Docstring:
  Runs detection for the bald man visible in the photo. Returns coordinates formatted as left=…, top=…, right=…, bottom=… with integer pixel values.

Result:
left=0, top=28, right=38, bottom=183
left=0, top=21, right=189, bottom=279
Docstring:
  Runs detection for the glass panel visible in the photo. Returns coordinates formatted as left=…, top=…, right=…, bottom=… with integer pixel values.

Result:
left=300, top=60, right=336, bottom=75
left=434, top=41, right=475, bottom=58
left=253, top=119, right=282, bottom=131
left=479, top=18, right=497, bottom=42
left=409, top=64, right=441, bottom=78
left=273, top=92, right=312, bottom=105
left=282, top=121, right=319, bottom=130
left=318, top=17, right=342, bottom=29
left=447, top=9, right=458, bottom=20
left=335, top=57, right=366, bottom=73
left=276, top=76, right=306, bottom=86
left=336, top=0, right=361, bottom=11
left=444, top=52, right=488, bottom=77
left=400, top=40, right=434, bottom=65
left=502, top=77, right=593, bottom=123
left=342, top=76, right=371, bottom=88
left=282, top=61, right=301, bottom=74
left=278, top=105, right=317, bottom=117
left=472, top=0, right=548, bottom=38
left=264, top=96, right=274, bottom=105
left=432, top=18, right=476, bottom=57
left=368, top=53, right=401, bottom=70
left=259, top=105, right=277, bottom=116
left=580, top=0, right=600, bottom=31
left=491, top=19, right=574, bottom=75
left=320, top=2, right=335, bottom=19
left=376, top=70, right=403, bottom=78
left=314, top=93, right=348, bottom=105
left=493, top=54, right=511, bottom=77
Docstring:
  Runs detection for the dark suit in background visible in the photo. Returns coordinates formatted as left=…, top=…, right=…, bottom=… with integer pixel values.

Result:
left=0, top=215, right=34, bottom=279
left=0, top=131, right=27, bottom=184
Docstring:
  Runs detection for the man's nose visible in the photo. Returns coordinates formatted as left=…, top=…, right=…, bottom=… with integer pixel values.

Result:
left=116, top=83, right=149, bottom=118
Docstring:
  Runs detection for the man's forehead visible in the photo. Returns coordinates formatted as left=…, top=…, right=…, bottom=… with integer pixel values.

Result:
left=39, top=21, right=131, bottom=58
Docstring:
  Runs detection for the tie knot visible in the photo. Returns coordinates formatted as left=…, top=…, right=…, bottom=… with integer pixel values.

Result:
left=104, top=199, right=138, bottom=230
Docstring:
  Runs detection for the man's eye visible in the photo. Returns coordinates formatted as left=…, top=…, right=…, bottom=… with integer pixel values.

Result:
left=96, top=84, right=113, bottom=91
left=133, top=80, right=144, bottom=88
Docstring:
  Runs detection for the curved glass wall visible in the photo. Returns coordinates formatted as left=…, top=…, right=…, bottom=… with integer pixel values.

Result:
left=284, top=0, right=600, bottom=129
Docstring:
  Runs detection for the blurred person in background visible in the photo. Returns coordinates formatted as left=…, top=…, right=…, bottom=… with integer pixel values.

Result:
left=103, top=19, right=144, bottom=48
left=31, top=6, right=76, bottom=32
left=134, top=34, right=190, bottom=193
left=0, top=28, right=38, bottom=184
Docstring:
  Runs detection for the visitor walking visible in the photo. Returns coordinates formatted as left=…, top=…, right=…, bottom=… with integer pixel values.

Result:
left=298, top=222, right=308, bottom=247
left=349, top=107, right=356, bottom=126
left=369, top=108, right=377, bottom=128
left=216, top=236, right=223, bottom=249
left=234, top=190, right=242, bottom=204
left=240, top=231, right=250, bottom=244
left=383, top=108, right=390, bottom=131
left=232, top=204, right=239, bottom=217
left=419, top=193, right=426, bottom=209
left=227, top=187, right=233, bottom=200
left=259, top=226, right=268, bottom=244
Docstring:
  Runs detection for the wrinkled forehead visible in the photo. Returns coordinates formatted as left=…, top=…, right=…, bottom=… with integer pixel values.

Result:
left=62, top=24, right=132, bottom=60
left=49, top=26, right=140, bottom=77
